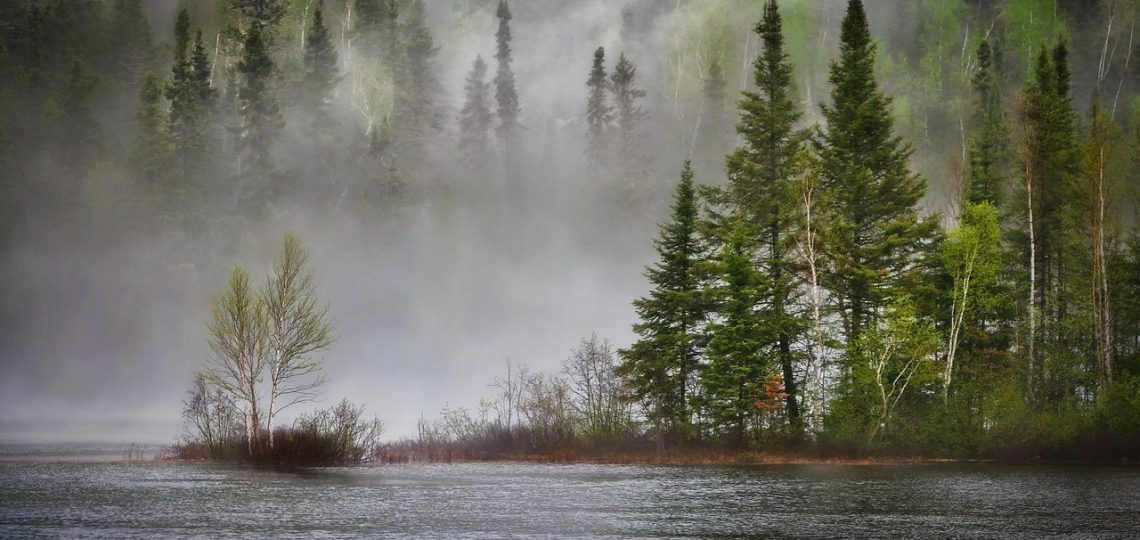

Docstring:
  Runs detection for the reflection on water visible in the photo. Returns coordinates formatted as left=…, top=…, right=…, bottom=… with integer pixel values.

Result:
left=1, top=453, right=1137, bottom=538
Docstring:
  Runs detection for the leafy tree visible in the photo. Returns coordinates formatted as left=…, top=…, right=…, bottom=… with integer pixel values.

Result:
left=618, top=162, right=709, bottom=444
left=262, top=234, right=336, bottom=449
left=458, top=55, right=493, bottom=167
left=493, top=0, right=521, bottom=150
left=701, top=219, right=772, bottom=444
left=940, top=202, right=1003, bottom=401
left=206, top=267, right=269, bottom=456
left=817, top=0, right=938, bottom=343
left=585, top=46, right=611, bottom=175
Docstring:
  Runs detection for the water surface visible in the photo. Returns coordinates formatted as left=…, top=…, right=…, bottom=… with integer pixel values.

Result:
left=1, top=452, right=1137, bottom=538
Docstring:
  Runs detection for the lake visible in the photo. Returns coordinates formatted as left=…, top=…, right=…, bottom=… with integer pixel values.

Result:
left=1, top=447, right=1138, bottom=538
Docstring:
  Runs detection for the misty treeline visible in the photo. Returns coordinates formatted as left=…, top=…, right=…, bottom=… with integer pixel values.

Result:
left=1, top=0, right=1139, bottom=461
left=616, top=0, right=1140, bottom=458
left=180, top=234, right=383, bottom=465
left=405, top=0, right=1140, bottom=461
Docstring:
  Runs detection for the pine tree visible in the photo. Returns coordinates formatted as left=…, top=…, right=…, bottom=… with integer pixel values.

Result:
left=394, top=0, right=440, bottom=137
left=61, top=58, right=98, bottom=175
left=493, top=0, right=521, bottom=150
left=237, top=20, right=283, bottom=181
left=609, top=52, right=646, bottom=182
left=131, top=72, right=166, bottom=188
left=701, top=219, right=772, bottom=444
left=694, top=58, right=730, bottom=176
left=458, top=55, right=493, bottom=167
left=1018, top=40, right=1083, bottom=402
left=817, top=0, right=938, bottom=343
left=109, top=0, right=155, bottom=91
left=165, top=10, right=214, bottom=181
left=229, top=0, right=286, bottom=44
left=966, top=39, right=1008, bottom=207
left=617, top=162, right=709, bottom=444
left=303, top=6, right=339, bottom=133
left=585, top=46, right=611, bottom=175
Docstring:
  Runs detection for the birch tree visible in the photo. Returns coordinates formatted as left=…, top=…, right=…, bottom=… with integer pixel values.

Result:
left=206, top=267, right=269, bottom=455
left=263, top=234, right=336, bottom=449
left=940, top=202, right=1002, bottom=402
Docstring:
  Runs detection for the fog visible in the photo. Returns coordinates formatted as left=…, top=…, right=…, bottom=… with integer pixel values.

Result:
left=1, top=0, right=1135, bottom=444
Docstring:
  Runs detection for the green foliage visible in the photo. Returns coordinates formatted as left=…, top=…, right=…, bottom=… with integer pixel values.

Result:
left=967, top=40, right=1009, bottom=207
left=701, top=220, right=772, bottom=444
left=817, top=0, right=939, bottom=344
left=618, top=162, right=710, bottom=443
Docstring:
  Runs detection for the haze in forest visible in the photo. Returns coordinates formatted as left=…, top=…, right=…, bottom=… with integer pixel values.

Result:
left=0, top=0, right=1137, bottom=445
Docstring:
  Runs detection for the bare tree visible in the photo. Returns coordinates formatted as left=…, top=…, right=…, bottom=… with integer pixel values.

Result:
left=182, top=373, right=241, bottom=457
left=263, top=234, right=336, bottom=449
left=561, top=333, right=631, bottom=444
left=205, top=267, right=269, bottom=455
left=493, top=358, right=528, bottom=432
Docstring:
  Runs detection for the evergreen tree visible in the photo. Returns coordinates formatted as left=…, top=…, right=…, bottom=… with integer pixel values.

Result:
left=131, top=72, right=166, bottom=188
left=707, top=0, right=805, bottom=430
left=1018, top=40, right=1083, bottom=402
left=394, top=0, right=440, bottom=137
left=458, top=55, right=493, bottom=167
left=165, top=10, right=214, bottom=181
left=966, top=39, right=1008, bottom=207
left=609, top=52, right=646, bottom=181
left=694, top=58, right=730, bottom=176
left=237, top=21, right=284, bottom=182
left=61, top=58, right=98, bottom=174
left=493, top=0, right=521, bottom=150
left=109, top=0, right=155, bottom=90
left=585, top=46, right=611, bottom=175
left=229, top=0, right=286, bottom=44
left=303, top=6, right=339, bottom=133
left=817, top=0, right=938, bottom=343
left=701, top=219, right=772, bottom=444
left=618, top=162, right=709, bottom=444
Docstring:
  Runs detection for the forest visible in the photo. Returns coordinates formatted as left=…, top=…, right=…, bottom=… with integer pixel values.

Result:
left=0, top=0, right=1138, bottom=463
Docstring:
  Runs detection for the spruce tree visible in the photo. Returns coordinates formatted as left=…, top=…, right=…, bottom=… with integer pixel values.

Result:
left=493, top=0, right=521, bottom=150
left=701, top=219, right=772, bottom=444
left=458, top=55, right=493, bottom=167
left=694, top=58, right=730, bottom=176
left=966, top=39, right=1008, bottom=207
left=131, top=72, right=166, bottom=188
left=617, top=162, right=709, bottom=444
left=710, top=0, right=806, bottom=429
left=609, top=52, right=646, bottom=181
left=585, top=46, right=611, bottom=175
left=817, top=0, right=938, bottom=343
left=395, top=0, right=440, bottom=135
left=62, top=58, right=98, bottom=175
left=165, top=10, right=214, bottom=181
left=237, top=21, right=283, bottom=181
left=109, top=0, right=155, bottom=90
left=303, top=6, right=339, bottom=133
